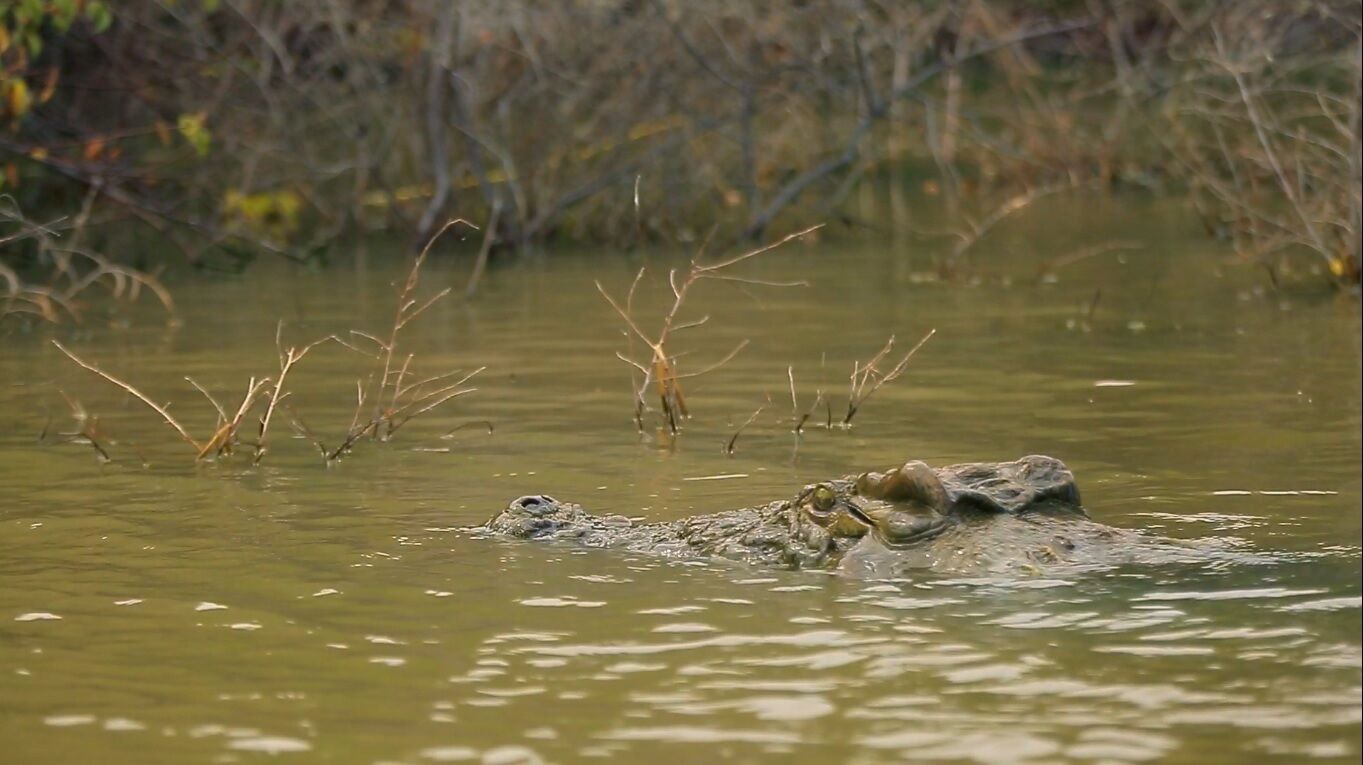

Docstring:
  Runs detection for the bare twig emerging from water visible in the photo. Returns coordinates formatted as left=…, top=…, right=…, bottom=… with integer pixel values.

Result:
left=196, top=377, right=272, bottom=461
left=787, top=365, right=825, bottom=435
left=48, top=221, right=486, bottom=466
left=254, top=326, right=337, bottom=464
left=843, top=329, right=936, bottom=426
left=53, top=342, right=272, bottom=462
left=441, top=421, right=495, bottom=439
left=185, top=377, right=229, bottom=427
left=324, top=219, right=483, bottom=463
left=57, top=391, right=110, bottom=463
left=1085, top=289, right=1102, bottom=323
left=725, top=401, right=768, bottom=456
left=52, top=340, right=202, bottom=452
left=597, top=224, right=821, bottom=434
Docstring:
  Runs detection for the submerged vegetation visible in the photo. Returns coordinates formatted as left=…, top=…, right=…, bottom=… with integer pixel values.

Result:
left=0, top=0, right=1356, bottom=294
left=595, top=223, right=934, bottom=445
left=46, top=221, right=483, bottom=466
left=41, top=219, right=938, bottom=465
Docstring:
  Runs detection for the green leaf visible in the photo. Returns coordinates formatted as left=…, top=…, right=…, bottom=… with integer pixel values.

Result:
left=22, top=29, right=41, bottom=58
left=86, top=3, right=113, bottom=34
left=177, top=112, right=212, bottom=157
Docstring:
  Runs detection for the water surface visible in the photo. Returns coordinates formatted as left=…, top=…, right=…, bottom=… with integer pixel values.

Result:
left=2, top=200, right=1360, bottom=763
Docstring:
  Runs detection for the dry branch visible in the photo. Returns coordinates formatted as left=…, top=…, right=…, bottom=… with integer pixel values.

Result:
left=787, top=365, right=826, bottom=435
left=52, top=340, right=201, bottom=452
left=197, top=377, right=273, bottom=461
left=1162, top=9, right=1360, bottom=285
left=938, top=181, right=1096, bottom=275
left=1037, top=240, right=1144, bottom=282
left=185, top=377, right=230, bottom=426
left=254, top=327, right=337, bottom=464
left=725, top=401, right=768, bottom=455
left=599, top=223, right=817, bottom=433
left=56, top=391, right=111, bottom=463
left=43, top=219, right=488, bottom=466
left=317, top=219, right=484, bottom=463
left=597, top=224, right=820, bottom=434
left=843, top=329, right=936, bottom=426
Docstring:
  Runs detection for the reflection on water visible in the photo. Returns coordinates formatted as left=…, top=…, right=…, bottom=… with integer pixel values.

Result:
left=1, top=201, right=1360, bottom=763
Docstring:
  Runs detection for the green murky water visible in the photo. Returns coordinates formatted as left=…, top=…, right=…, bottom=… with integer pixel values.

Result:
left=2, top=199, right=1360, bottom=763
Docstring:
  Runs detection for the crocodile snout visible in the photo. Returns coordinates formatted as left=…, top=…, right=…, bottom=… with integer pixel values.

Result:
left=511, top=495, right=558, bottom=515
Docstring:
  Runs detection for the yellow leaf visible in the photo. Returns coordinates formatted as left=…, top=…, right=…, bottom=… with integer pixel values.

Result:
left=177, top=112, right=211, bottom=156
left=222, top=188, right=303, bottom=241
left=3, top=78, right=32, bottom=118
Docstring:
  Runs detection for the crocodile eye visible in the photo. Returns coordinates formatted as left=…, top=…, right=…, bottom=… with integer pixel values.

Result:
left=811, top=485, right=836, bottom=513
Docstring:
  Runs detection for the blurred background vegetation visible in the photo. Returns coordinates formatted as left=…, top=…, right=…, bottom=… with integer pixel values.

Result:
left=1, top=0, right=1359, bottom=316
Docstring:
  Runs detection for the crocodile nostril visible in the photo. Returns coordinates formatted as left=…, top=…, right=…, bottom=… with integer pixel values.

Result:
left=514, top=495, right=556, bottom=511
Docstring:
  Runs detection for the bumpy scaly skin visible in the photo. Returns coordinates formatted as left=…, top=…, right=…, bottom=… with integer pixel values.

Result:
left=479, top=455, right=1217, bottom=576
left=483, top=496, right=857, bottom=568
left=934, top=455, right=1084, bottom=514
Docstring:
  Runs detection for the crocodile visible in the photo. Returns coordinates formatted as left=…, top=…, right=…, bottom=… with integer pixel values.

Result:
left=479, top=455, right=1230, bottom=577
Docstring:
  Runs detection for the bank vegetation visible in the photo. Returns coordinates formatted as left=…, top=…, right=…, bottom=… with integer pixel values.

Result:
left=1, top=0, right=1358, bottom=311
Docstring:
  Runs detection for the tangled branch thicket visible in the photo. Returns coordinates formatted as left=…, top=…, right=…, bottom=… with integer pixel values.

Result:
left=1164, top=7, right=1361, bottom=283
left=0, top=1, right=1357, bottom=288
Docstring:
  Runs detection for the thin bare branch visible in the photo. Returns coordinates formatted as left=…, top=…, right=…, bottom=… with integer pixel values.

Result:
left=696, top=224, right=823, bottom=273
left=725, top=402, right=767, bottom=456
left=598, top=225, right=818, bottom=432
left=843, top=329, right=936, bottom=426
left=52, top=340, right=201, bottom=451
left=185, top=377, right=229, bottom=425
left=673, top=339, right=750, bottom=380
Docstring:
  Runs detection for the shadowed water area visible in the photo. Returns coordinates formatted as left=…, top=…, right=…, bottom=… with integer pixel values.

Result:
left=1, top=200, right=1360, bottom=763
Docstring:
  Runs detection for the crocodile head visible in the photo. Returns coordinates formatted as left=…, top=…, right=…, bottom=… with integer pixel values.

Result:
left=796, top=460, right=955, bottom=552
left=484, top=494, right=632, bottom=541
